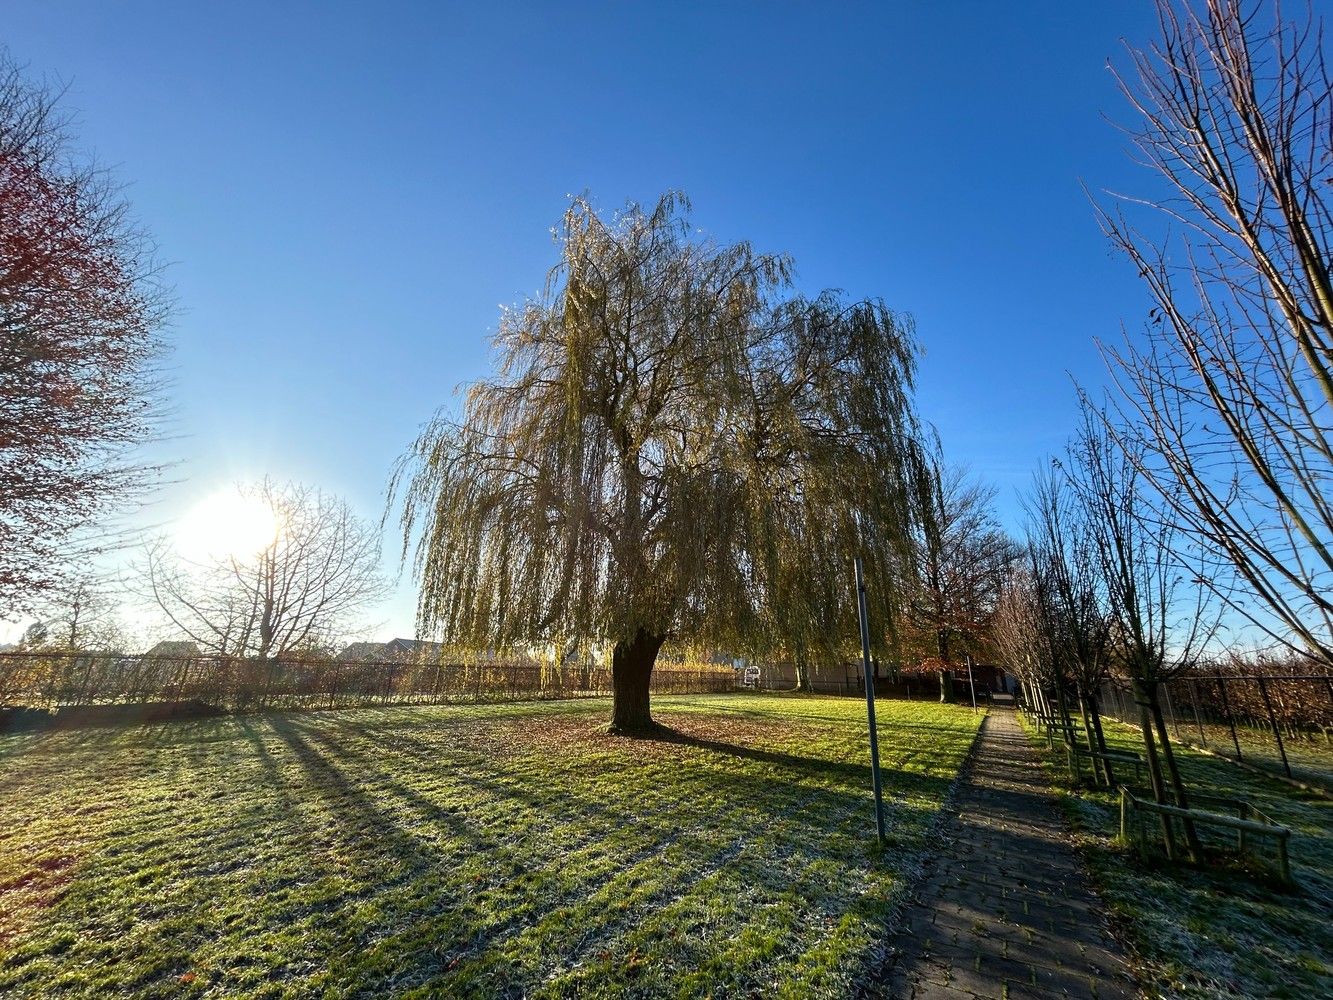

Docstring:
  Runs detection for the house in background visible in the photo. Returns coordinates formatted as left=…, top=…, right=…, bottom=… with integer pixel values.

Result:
left=336, top=642, right=386, bottom=662
left=335, top=638, right=452, bottom=664
left=381, top=638, right=448, bottom=661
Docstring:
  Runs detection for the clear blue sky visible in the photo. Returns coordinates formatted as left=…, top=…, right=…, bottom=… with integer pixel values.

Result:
left=5, top=1, right=1165, bottom=639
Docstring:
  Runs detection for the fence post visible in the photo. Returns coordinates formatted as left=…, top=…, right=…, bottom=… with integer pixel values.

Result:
left=1217, top=677, right=1243, bottom=760
left=1255, top=676, right=1292, bottom=778
left=1188, top=679, right=1207, bottom=747
left=1163, top=682, right=1181, bottom=740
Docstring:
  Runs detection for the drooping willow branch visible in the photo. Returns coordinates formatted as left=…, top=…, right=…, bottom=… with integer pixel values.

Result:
left=390, top=192, right=934, bottom=667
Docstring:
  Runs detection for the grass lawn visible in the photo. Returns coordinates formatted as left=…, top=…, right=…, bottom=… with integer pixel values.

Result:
left=1026, top=716, right=1333, bottom=999
left=0, top=694, right=981, bottom=998
left=1150, top=717, right=1333, bottom=793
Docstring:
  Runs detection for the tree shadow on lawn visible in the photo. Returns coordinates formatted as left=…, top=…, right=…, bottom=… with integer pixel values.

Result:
left=0, top=716, right=243, bottom=764
left=1099, top=722, right=1333, bottom=885
left=0, top=719, right=356, bottom=998
left=658, top=698, right=975, bottom=731
left=283, top=710, right=965, bottom=839
left=297, top=704, right=975, bottom=776
left=1040, top=723, right=1333, bottom=999
left=647, top=723, right=945, bottom=787
left=251, top=712, right=964, bottom=997
left=0, top=703, right=979, bottom=998
left=276, top=710, right=955, bottom=863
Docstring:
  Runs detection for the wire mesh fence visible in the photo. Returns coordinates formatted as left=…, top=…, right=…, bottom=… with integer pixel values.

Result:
left=0, top=651, right=740, bottom=720
left=1099, top=673, right=1333, bottom=789
left=748, top=664, right=972, bottom=700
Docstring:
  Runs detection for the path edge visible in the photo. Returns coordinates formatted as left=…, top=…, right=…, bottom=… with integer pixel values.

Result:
left=851, top=708, right=994, bottom=997
left=1016, top=712, right=1152, bottom=1000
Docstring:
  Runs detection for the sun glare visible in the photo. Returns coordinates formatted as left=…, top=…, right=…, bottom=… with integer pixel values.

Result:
left=176, top=489, right=282, bottom=562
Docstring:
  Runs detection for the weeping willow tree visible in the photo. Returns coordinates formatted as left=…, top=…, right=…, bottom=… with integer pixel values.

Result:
left=391, top=192, right=930, bottom=732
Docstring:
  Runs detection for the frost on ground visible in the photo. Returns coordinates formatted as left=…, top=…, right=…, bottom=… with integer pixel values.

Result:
left=0, top=693, right=980, bottom=999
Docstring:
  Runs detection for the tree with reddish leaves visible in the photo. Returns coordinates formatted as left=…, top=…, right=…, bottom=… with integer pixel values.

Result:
left=0, top=53, right=167, bottom=613
left=900, top=463, right=1020, bottom=677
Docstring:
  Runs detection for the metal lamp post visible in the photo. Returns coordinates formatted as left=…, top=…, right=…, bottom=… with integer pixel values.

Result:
left=855, top=554, right=887, bottom=844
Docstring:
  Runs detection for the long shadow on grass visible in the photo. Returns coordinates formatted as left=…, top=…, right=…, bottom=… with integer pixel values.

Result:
left=260, top=713, right=492, bottom=965
left=260, top=713, right=671, bottom=993
left=285, top=712, right=961, bottom=846
left=283, top=710, right=900, bottom=875
left=0, top=702, right=967, bottom=1000
left=1032, top=724, right=1333, bottom=999
left=271, top=712, right=967, bottom=996
left=649, top=723, right=964, bottom=786
left=299, top=708, right=974, bottom=787
left=659, top=700, right=969, bottom=731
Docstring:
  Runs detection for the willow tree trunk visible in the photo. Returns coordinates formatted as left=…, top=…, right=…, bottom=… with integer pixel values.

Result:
left=793, top=651, right=812, bottom=693
left=609, top=628, right=665, bottom=734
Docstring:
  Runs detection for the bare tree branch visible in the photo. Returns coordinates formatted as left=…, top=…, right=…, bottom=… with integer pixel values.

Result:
left=140, top=480, right=387, bottom=658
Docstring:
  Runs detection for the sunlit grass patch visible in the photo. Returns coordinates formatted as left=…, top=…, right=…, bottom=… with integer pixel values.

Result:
left=0, top=694, right=980, bottom=998
left=1024, top=715, right=1333, bottom=999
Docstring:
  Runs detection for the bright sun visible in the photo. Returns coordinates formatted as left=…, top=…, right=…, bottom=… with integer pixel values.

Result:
left=176, top=488, right=283, bottom=562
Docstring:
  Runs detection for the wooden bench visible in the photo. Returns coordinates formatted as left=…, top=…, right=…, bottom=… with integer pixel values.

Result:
left=1119, top=786, right=1293, bottom=882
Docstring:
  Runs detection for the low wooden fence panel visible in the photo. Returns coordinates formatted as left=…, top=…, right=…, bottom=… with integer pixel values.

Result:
left=0, top=651, right=740, bottom=717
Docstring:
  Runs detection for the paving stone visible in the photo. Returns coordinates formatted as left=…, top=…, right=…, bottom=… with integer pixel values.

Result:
left=879, top=708, right=1139, bottom=1000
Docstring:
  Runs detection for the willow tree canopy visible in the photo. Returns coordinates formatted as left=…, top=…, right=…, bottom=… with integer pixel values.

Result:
left=392, top=192, right=931, bottom=731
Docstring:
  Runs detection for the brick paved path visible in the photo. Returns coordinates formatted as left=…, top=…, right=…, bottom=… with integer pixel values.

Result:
left=881, top=708, right=1138, bottom=999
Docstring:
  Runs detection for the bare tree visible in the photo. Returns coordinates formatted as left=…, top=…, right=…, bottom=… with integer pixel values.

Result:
left=1023, top=462, right=1116, bottom=782
left=391, top=192, right=931, bottom=733
left=1068, top=410, right=1215, bottom=860
left=144, top=480, right=387, bottom=658
left=26, top=573, right=128, bottom=651
left=994, top=562, right=1055, bottom=709
left=0, top=51, right=168, bottom=613
left=1100, top=0, right=1333, bottom=666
